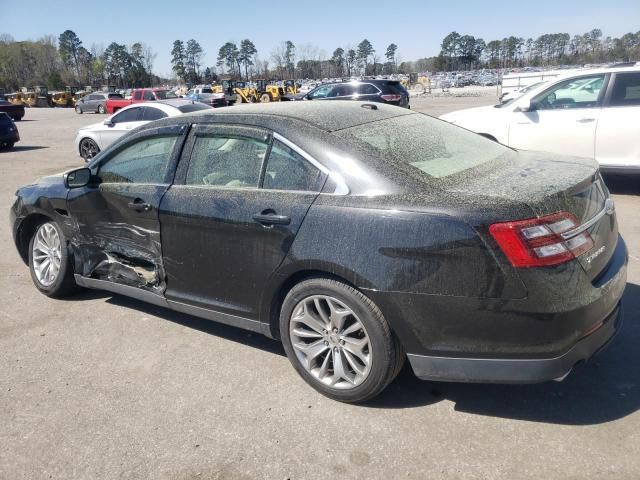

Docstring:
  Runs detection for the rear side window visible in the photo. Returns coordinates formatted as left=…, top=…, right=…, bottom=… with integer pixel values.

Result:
left=335, top=114, right=510, bottom=179
left=609, top=72, right=640, bottom=106
left=143, top=90, right=155, bottom=101
left=186, top=136, right=268, bottom=188
left=383, top=82, right=407, bottom=95
left=133, top=91, right=143, bottom=100
left=329, top=84, right=356, bottom=97
left=357, top=84, right=379, bottom=95
left=263, top=140, right=321, bottom=191
left=98, top=135, right=178, bottom=184
left=141, top=107, right=168, bottom=121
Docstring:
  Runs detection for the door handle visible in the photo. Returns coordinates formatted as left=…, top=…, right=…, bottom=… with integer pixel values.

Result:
left=253, top=212, right=291, bottom=226
left=127, top=199, right=151, bottom=212
left=576, top=118, right=596, bottom=123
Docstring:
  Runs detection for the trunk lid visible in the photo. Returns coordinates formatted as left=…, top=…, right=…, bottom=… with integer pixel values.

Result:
left=445, top=151, right=617, bottom=280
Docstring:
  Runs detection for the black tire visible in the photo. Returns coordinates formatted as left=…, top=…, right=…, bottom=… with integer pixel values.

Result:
left=98, top=104, right=105, bottom=114
left=6, top=142, right=14, bottom=149
left=28, top=220, right=77, bottom=298
left=280, top=278, right=405, bottom=403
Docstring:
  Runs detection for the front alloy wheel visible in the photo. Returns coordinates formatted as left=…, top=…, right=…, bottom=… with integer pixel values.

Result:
left=290, top=295, right=372, bottom=389
left=79, top=138, right=99, bottom=161
left=31, top=223, right=62, bottom=287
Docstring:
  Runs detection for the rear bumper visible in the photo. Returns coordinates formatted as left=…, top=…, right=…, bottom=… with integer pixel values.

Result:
left=408, top=303, right=623, bottom=383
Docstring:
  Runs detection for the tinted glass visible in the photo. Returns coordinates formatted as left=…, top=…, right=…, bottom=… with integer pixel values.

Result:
left=309, top=85, right=333, bottom=99
left=357, top=84, right=379, bottom=95
left=177, top=103, right=213, bottom=113
left=186, top=136, right=268, bottom=187
left=0, top=113, right=12, bottom=126
left=329, top=84, right=356, bottom=97
left=112, top=108, right=140, bottom=124
left=336, top=114, right=510, bottom=179
left=98, top=135, right=178, bottom=184
left=133, top=91, right=143, bottom=100
left=383, top=81, right=407, bottom=95
left=108, top=93, right=123, bottom=99
left=141, top=107, right=168, bottom=121
left=533, top=75, right=605, bottom=110
left=143, top=90, right=155, bottom=101
left=201, top=88, right=213, bottom=94
left=263, top=140, right=321, bottom=191
left=609, top=72, right=640, bottom=106
left=155, top=90, right=177, bottom=99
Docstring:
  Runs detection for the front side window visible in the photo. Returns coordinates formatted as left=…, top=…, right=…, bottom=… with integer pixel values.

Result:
left=609, top=72, right=640, bottom=107
left=263, top=140, right=321, bottom=191
left=143, top=90, right=155, bottom=101
left=112, top=108, right=140, bottom=124
left=133, top=91, right=143, bottom=100
left=186, top=135, right=268, bottom=188
left=532, top=74, right=605, bottom=110
left=98, top=135, right=179, bottom=184
left=309, top=85, right=333, bottom=99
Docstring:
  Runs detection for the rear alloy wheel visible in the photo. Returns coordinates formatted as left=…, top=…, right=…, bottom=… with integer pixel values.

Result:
left=28, top=221, right=77, bottom=297
left=79, top=138, right=99, bottom=161
left=280, top=278, right=404, bottom=403
left=98, top=104, right=105, bottom=114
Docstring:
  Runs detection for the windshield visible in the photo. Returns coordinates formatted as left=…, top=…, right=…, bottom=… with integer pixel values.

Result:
left=200, top=88, right=213, bottom=94
left=155, top=90, right=178, bottom=99
left=177, top=103, right=213, bottom=113
left=335, top=113, right=510, bottom=179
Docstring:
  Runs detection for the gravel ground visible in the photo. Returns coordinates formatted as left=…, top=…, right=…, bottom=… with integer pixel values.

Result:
left=0, top=104, right=639, bottom=480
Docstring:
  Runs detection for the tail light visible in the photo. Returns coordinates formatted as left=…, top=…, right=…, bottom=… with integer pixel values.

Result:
left=380, top=94, right=402, bottom=102
left=489, top=212, right=593, bottom=267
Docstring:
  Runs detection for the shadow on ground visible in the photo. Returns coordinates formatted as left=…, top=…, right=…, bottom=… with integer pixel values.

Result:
left=2, top=146, right=48, bottom=152
left=69, top=280, right=639, bottom=426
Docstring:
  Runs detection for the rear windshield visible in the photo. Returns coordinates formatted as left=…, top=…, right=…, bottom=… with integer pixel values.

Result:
left=335, top=113, right=510, bottom=179
left=177, top=102, right=213, bottom=113
left=108, top=93, right=124, bottom=99
left=155, top=90, right=178, bottom=100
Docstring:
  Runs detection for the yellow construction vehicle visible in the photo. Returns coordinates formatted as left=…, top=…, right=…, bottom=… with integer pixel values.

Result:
left=408, top=73, right=431, bottom=93
left=22, top=86, right=52, bottom=107
left=7, top=88, right=26, bottom=106
left=284, top=80, right=298, bottom=95
left=255, top=79, right=284, bottom=102
left=233, top=81, right=256, bottom=104
left=51, top=86, right=78, bottom=107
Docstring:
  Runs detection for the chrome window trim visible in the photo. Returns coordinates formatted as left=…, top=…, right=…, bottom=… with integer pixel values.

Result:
left=272, top=132, right=350, bottom=195
left=561, top=198, right=615, bottom=240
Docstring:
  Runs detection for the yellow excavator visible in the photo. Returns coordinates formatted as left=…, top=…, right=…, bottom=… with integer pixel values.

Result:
left=51, top=86, right=78, bottom=107
left=255, top=79, right=284, bottom=103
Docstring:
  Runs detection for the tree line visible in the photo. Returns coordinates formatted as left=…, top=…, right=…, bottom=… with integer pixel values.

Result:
left=171, top=38, right=401, bottom=83
left=436, top=29, right=640, bottom=71
left=0, top=30, right=158, bottom=91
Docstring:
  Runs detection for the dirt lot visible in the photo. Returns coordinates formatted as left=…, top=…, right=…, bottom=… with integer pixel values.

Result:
left=1, top=99, right=639, bottom=480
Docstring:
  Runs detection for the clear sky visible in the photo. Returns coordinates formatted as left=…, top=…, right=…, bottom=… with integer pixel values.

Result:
left=1, top=0, right=638, bottom=76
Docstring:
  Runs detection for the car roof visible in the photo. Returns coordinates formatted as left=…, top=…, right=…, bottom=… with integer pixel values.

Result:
left=551, top=64, right=640, bottom=81
left=187, top=101, right=413, bottom=132
left=114, top=100, right=195, bottom=116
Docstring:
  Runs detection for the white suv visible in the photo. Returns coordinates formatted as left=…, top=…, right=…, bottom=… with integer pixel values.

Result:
left=441, top=65, right=640, bottom=174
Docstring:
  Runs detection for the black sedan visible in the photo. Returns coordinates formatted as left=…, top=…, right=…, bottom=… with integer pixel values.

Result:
left=10, top=102, right=626, bottom=402
left=0, top=99, right=25, bottom=121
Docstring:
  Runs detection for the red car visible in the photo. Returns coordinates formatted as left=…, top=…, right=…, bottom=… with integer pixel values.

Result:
left=105, top=88, right=178, bottom=114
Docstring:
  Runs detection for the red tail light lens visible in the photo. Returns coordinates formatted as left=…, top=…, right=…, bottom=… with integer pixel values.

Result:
left=381, top=94, right=402, bottom=102
left=489, top=212, right=594, bottom=267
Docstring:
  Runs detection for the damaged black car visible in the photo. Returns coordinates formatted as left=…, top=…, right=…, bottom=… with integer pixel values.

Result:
left=10, top=102, right=627, bottom=402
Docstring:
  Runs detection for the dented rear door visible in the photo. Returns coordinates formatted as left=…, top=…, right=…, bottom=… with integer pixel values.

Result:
left=66, top=124, right=187, bottom=294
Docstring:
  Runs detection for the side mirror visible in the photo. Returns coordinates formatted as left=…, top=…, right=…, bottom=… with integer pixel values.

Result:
left=515, top=99, right=534, bottom=112
left=64, top=167, right=92, bottom=188
left=104, top=119, right=114, bottom=127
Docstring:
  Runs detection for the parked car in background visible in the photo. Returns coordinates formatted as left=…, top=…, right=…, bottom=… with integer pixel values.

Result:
left=75, top=92, right=124, bottom=114
left=184, top=89, right=227, bottom=108
left=0, top=113, right=19, bottom=149
left=12, top=102, right=626, bottom=402
left=74, top=99, right=212, bottom=160
left=0, top=99, right=25, bottom=121
left=105, top=88, right=179, bottom=114
left=441, top=65, right=640, bottom=174
left=296, top=80, right=410, bottom=108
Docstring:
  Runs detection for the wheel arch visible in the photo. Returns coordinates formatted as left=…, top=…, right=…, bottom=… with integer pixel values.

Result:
left=15, top=213, right=53, bottom=264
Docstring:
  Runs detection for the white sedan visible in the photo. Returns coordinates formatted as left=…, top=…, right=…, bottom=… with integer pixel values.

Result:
left=74, top=99, right=212, bottom=161
left=441, top=65, right=640, bottom=174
